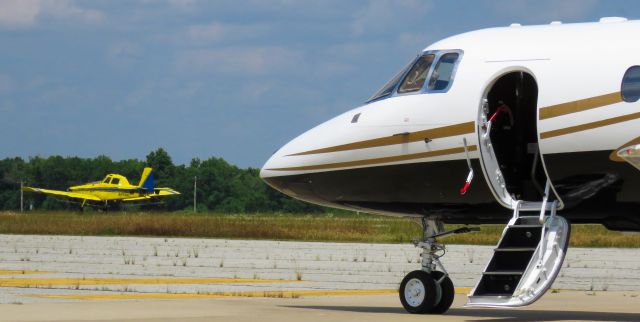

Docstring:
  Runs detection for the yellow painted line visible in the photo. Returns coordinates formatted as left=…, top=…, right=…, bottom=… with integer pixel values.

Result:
left=0, top=277, right=295, bottom=288
left=455, top=287, right=471, bottom=294
left=29, top=288, right=474, bottom=301
left=0, top=270, right=52, bottom=275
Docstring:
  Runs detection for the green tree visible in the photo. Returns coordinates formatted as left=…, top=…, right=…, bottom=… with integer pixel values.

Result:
left=0, top=150, right=324, bottom=213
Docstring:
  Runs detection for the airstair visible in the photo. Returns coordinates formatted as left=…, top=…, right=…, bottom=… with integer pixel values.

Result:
left=466, top=181, right=570, bottom=307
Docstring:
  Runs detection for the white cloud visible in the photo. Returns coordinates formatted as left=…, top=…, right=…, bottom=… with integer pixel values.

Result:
left=0, top=75, right=13, bottom=93
left=397, top=32, right=432, bottom=51
left=325, top=42, right=384, bottom=58
left=176, top=47, right=303, bottom=75
left=186, top=22, right=270, bottom=43
left=0, top=100, right=16, bottom=113
left=238, top=81, right=275, bottom=103
left=166, top=0, right=200, bottom=14
left=313, top=61, right=354, bottom=79
left=107, top=42, right=143, bottom=69
left=0, top=0, right=40, bottom=27
left=26, top=76, right=48, bottom=91
left=491, top=0, right=599, bottom=22
left=351, top=0, right=433, bottom=36
left=167, top=0, right=198, bottom=8
left=187, top=23, right=225, bottom=42
left=108, top=42, right=141, bottom=58
left=0, top=0, right=104, bottom=29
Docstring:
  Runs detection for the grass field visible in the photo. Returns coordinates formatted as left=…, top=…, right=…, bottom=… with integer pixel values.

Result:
left=0, top=211, right=638, bottom=247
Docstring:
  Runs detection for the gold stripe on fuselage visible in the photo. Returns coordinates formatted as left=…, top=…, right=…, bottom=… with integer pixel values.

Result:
left=538, top=92, right=622, bottom=120
left=269, top=146, right=477, bottom=171
left=274, top=92, right=630, bottom=172
left=540, top=111, right=640, bottom=139
left=288, top=121, right=475, bottom=156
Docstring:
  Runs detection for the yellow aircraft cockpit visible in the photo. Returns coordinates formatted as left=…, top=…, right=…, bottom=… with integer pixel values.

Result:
left=102, top=174, right=130, bottom=186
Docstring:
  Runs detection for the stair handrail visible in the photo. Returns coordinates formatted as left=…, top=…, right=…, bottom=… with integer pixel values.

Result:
left=537, top=199, right=558, bottom=268
left=511, top=200, right=522, bottom=224
left=539, top=180, right=552, bottom=224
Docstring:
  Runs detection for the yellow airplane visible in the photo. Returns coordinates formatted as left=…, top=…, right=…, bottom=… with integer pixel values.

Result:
left=22, top=167, right=180, bottom=208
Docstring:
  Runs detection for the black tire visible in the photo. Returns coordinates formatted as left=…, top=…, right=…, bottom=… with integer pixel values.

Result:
left=399, top=270, right=437, bottom=314
left=429, top=270, right=455, bottom=314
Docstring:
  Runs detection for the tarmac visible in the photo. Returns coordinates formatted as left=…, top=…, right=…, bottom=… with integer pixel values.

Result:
left=2, top=292, right=640, bottom=321
left=0, top=234, right=638, bottom=321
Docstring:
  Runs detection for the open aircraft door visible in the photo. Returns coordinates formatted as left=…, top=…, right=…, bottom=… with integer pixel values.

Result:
left=469, top=70, right=570, bottom=307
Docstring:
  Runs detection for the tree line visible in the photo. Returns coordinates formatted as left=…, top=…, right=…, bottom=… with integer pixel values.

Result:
left=0, top=148, right=323, bottom=213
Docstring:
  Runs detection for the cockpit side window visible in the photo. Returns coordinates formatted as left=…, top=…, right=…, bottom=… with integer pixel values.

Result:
left=103, top=177, right=110, bottom=184
left=366, top=58, right=414, bottom=103
left=111, top=178, right=120, bottom=185
left=428, top=53, right=459, bottom=91
left=397, top=54, right=435, bottom=94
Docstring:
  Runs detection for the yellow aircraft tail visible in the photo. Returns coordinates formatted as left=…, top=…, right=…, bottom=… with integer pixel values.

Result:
left=138, top=167, right=154, bottom=193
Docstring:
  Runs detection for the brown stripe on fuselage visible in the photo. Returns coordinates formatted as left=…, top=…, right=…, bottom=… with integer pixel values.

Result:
left=269, top=146, right=477, bottom=171
left=539, top=92, right=622, bottom=120
left=540, top=111, right=640, bottom=139
left=287, top=121, right=475, bottom=156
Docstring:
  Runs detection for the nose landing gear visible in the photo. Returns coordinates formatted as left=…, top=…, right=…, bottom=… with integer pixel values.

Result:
left=399, top=218, right=478, bottom=314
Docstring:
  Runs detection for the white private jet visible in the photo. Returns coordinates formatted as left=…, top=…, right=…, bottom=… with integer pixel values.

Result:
left=260, top=18, right=640, bottom=314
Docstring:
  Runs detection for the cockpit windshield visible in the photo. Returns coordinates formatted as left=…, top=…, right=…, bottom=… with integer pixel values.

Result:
left=398, top=54, right=435, bottom=93
left=366, top=58, right=414, bottom=103
left=365, top=50, right=462, bottom=104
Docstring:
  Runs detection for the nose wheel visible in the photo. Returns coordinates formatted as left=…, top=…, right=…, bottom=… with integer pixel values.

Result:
left=399, top=218, right=474, bottom=314
left=400, top=270, right=454, bottom=314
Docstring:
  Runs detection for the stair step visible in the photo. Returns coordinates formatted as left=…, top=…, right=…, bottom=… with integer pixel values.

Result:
left=473, top=274, right=521, bottom=296
left=485, top=251, right=534, bottom=274
left=469, top=294, right=513, bottom=298
left=498, top=226, right=542, bottom=248
left=510, top=224, right=542, bottom=228
left=483, top=271, right=524, bottom=276
left=494, top=247, right=537, bottom=252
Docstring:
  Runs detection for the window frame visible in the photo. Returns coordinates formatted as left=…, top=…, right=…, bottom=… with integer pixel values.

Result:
left=366, top=57, right=417, bottom=103
left=426, top=52, right=461, bottom=93
left=397, top=54, right=436, bottom=94
left=365, top=49, right=463, bottom=104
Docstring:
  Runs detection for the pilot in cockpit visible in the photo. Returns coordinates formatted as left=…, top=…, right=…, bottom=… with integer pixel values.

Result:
left=398, top=55, right=434, bottom=92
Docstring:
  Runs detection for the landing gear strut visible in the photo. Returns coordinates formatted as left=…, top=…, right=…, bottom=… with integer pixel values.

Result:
left=399, top=218, right=478, bottom=314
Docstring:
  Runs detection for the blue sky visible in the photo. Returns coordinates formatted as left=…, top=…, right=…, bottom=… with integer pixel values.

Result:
left=0, top=0, right=638, bottom=168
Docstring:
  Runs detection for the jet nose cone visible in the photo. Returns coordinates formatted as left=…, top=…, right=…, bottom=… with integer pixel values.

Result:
left=259, top=161, right=269, bottom=180
left=260, top=158, right=292, bottom=197
left=259, top=153, right=284, bottom=191
left=259, top=153, right=276, bottom=181
left=259, top=146, right=319, bottom=203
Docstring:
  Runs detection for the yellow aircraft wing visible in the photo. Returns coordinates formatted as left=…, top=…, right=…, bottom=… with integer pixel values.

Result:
left=120, top=196, right=150, bottom=201
left=21, top=186, right=102, bottom=201
left=153, top=188, right=181, bottom=196
left=121, top=188, right=180, bottom=201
